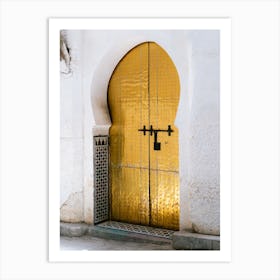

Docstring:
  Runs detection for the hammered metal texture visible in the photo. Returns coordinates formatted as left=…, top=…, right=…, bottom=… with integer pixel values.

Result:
left=149, top=43, right=180, bottom=230
left=108, top=43, right=150, bottom=225
left=94, top=136, right=109, bottom=224
left=108, top=42, right=180, bottom=230
left=98, top=221, right=174, bottom=239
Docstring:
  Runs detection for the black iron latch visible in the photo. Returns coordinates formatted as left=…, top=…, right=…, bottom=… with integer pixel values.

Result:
left=138, top=125, right=173, bottom=151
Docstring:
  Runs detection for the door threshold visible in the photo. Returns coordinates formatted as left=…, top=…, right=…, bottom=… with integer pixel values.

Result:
left=95, top=220, right=175, bottom=240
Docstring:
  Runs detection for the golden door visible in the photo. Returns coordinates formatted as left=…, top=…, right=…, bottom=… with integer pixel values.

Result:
left=108, top=42, right=180, bottom=230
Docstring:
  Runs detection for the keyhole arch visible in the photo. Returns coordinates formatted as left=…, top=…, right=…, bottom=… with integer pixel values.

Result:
left=107, top=41, right=180, bottom=129
left=107, top=41, right=180, bottom=230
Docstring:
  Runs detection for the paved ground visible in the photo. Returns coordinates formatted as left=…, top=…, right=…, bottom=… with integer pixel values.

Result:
left=60, top=235, right=173, bottom=250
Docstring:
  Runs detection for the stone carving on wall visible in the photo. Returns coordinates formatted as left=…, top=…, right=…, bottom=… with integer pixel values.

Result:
left=60, top=30, right=72, bottom=76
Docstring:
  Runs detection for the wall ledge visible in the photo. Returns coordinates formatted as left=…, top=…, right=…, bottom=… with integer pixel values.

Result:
left=172, top=230, right=220, bottom=250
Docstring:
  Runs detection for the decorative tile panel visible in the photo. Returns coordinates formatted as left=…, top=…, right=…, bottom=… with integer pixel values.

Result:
left=94, top=135, right=109, bottom=224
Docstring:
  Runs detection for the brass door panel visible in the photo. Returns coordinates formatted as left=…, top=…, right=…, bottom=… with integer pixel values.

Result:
left=108, top=43, right=150, bottom=225
left=149, top=42, right=180, bottom=230
left=108, top=42, right=180, bottom=230
left=150, top=170, right=179, bottom=229
left=110, top=167, right=149, bottom=225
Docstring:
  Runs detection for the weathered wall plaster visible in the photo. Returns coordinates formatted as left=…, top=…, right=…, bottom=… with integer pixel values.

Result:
left=187, top=31, right=220, bottom=235
left=60, top=30, right=220, bottom=235
left=60, top=31, right=84, bottom=222
left=60, top=191, right=84, bottom=223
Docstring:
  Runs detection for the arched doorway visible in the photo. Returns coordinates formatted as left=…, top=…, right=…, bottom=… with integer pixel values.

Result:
left=108, top=42, right=180, bottom=230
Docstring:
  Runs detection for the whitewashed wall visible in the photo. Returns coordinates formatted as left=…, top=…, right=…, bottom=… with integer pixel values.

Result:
left=60, top=31, right=84, bottom=222
left=60, top=30, right=220, bottom=235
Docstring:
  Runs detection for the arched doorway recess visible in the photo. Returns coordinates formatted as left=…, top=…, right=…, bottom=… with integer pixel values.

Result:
left=108, top=42, right=180, bottom=230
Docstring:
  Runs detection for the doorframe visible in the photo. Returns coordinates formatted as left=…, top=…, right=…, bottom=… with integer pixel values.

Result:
left=86, top=34, right=192, bottom=231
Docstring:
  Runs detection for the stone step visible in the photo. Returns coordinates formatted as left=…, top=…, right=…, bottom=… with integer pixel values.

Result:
left=172, top=230, right=220, bottom=250
left=60, top=222, right=172, bottom=245
left=60, top=222, right=220, bottom=249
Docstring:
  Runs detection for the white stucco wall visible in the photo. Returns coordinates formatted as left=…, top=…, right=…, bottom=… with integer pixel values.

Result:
left=60, top=30, right=220, bottom=235
left=60, top=31, right=84, bottom=222
left=186, top=31, right=220, bottom=235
